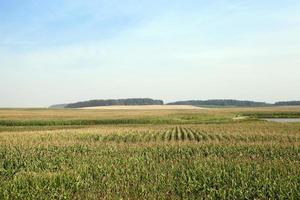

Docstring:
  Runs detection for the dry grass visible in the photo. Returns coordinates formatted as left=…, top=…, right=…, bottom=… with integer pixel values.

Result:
left=79, top=105, right=204, bottom=110
left=0, top=108, right=208, bottom=120
left=1, top=106, right=299, bottom=120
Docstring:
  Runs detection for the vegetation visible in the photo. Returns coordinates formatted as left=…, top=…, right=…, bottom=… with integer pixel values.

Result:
left=167, top=99, right=270, bottom=107
left=0, top=107, right=299, bottom=199
left=56, top=98, right=164, bottom=108
left=275, top=101, right=300, bottom=106
left=50, top=98, right=300, bottom=108
left=240, top=112, right=300, bottom=119
left=49, top=104, right=68, bottom=109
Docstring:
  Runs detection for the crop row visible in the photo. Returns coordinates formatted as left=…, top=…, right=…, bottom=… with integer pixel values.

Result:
left=91, top=127, right=298, bottom=143
left=1, top=140, right=299, bottom=199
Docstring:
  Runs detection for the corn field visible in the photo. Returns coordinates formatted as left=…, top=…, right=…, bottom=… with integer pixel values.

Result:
left=0, top=109, right=300, bottom=199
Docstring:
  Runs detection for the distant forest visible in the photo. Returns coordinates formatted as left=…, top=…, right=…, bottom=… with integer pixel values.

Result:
left=274, top=101, right=300, bottom=106
left=64, top=98, right=164, bottom=108
left=167, top=99, right=270, bottom=107
left=168, top=100, right=300, bottom=107
left=50, top=98, right=300, bottom=108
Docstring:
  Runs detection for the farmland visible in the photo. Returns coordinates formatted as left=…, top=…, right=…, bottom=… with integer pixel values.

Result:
left=0, top=107, right=300, bottom=199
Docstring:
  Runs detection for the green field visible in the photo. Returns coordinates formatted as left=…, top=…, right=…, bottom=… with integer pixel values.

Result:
left=0, top=107, right=299, bottom=199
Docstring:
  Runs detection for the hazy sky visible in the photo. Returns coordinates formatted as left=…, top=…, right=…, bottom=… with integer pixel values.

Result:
left=1, top=0, right=300, bottom=107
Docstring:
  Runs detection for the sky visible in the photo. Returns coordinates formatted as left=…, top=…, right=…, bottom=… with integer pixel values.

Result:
left=0, top=0, right=300, bottom=107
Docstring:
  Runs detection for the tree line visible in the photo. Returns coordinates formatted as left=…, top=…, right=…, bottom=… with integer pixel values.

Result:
left=167, top=99, right=270, bottom=107
left=274, top=101, right=300, bottom=106
left=50, top=99, right=300, bottom=108
left=64, top=98, right=164, bottom=108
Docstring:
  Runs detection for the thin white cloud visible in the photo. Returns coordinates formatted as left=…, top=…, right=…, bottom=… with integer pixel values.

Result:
left=1, top=0, right=300, bottom=106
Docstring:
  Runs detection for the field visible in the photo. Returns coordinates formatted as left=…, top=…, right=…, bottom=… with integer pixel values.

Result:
left=79, top=105, right=203, bottom=110
left=0, top=107, right=300, bottom=199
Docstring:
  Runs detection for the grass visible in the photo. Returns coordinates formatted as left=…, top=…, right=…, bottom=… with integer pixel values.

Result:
left=0, top=117, right=234, bottom=126
left=240, top=112, right=300, bottom=119
left=0, top=107, right=299, bottom=199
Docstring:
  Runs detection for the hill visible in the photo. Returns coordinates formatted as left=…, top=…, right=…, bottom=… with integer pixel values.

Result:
left=51, top=98, right=164, bottom=108
left=275, top=101, right=300, bottom=106
left=50, top=99, right=300, bottom=109
left=49, top=104, right=68, bottom=108
left=167, top=99, right=270, bottom=107
left=79, top=105, right=202, bottom=110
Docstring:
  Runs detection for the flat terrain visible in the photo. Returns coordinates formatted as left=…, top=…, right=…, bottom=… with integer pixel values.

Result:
left=80, top=105, right=204, bottom=110
left=0, top=107, right=300, bottom=199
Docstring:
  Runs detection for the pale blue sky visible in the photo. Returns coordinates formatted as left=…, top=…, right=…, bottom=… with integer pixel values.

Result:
left=1, top=0, right=300, bottom=107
